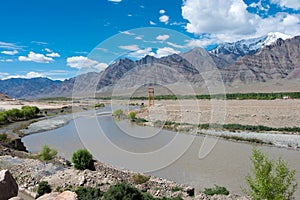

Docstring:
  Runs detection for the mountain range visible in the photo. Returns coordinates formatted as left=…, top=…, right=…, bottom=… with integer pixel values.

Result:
left=0, top=33, right=299, bottom=99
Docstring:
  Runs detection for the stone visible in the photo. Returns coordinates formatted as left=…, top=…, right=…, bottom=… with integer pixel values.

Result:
left=185, top=186, right=195, bottom=197
left=0, top=170, right=18, bottom=200
left=78, top=175, right=86, bottom=186
left=36, top=192, right=59, bottom=200
left=56, top=191, right=78, bottom=200
left=9, top=197, right=24, bottom=200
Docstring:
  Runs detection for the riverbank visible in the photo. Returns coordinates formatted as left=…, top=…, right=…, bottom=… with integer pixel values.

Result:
left=0, top=152, right=249, bottom=199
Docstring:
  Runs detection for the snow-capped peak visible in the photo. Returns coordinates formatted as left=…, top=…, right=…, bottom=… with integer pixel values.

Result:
left=263, top=32, right=292, bottom=46
left=210, top=32, right=293, bottom=57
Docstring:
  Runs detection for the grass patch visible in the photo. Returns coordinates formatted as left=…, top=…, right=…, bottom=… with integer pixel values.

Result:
left=203, top=185, right=229, bottom=196
left=132, top=174, right=150, bottom=184
left=171, top=186, right=183, bottom=192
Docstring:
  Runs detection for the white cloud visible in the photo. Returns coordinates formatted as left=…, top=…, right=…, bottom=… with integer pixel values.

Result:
left=271, top=0, right=300, bottom=9
left=1, top=50, right=18, bottom=55
left=182, top=0, right=300, bottom=43
left=66, top=56, right=108, bottom=71
left=3, top=72, right=44, bottom=80
left=135, top=36, right=143, bottom=40
left=18, top=51, right=54, bottom=63
left=120, top=31, right=135, bottom=35
left=167, top=42, right=186, bottom=49
left=0, top=72, right=9, bottom=79
left=44, top=48, right=52, bottom=53
left=108, top=0, right=122, bottom=2
left=159, top=15, right=169, bottom=24
left=129, top=48, right=154, bottom=59
left=150, top=21, right=157, bottom=25
left=0, top=59, right=13, bottom=62
left=46, top=52, right=60, bottom=58
left=0, top=42, right=23, bottom=50
left=156, top=34, right=170, bottom=41
left=159, top=9, right=166, bottom=14
left=119, top=45, right=139, bottom=51
left=154, top=47, right=180, bottom=58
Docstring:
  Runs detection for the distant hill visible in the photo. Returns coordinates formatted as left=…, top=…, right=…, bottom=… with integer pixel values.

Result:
left=0, top=34, right=299, bottom=99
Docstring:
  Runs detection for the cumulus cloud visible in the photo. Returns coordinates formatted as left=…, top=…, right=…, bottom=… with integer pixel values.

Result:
left=181, top=0, right=300, bottom=43
left=271, top=0, right=300, bottom=9
left=166, top=42, right=186, bottom=49
left=159, top=9, right=166, bottom=14
left=159, top=15, right=169, bottom=24
left=66, top=56, right=108, bottom=71
left=118, top=45, right=139, bottom=51
left=156, top=34, right=170, bottom=41
left=18, top=51, right=54, bottom=63
left=1, top=50, right=18, bottom=55
left=46, top=52, right=60, bottom=58
left=154, top=47, right=180, bottom=58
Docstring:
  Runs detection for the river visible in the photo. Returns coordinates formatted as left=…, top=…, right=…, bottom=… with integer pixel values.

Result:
left=22, top=111, right=300, bottom=198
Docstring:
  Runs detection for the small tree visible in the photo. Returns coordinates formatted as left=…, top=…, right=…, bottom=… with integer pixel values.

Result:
left=40, top=145, right=58, bottom=161
left=72, top=149, right=93, bottom=170
left=244, top=148, right=297, bottom=200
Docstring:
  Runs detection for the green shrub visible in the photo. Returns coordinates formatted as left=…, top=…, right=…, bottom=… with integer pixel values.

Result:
left=171, top=186, right=183, bottom=192
left=94, top=103, right=105, bottom=108
left=40, top=145, right=58, bottom=161
left=0, top=133, right=8, bottom=142
left=37, top=181, right=52, bottom=197
left=203, top=185, right=229, bottom=196
left=72, top=149, right=93, bottom=170
left=112, top=109, right=124, bottom=119
left=128, top=111, right=136, bottom=121
left=132, top=174, right=150, bottom=184
left=244, top=148, right=297, bottom=200
left=103, top=182, right=144, bottom=200
left=75, top=186, right=102, bottom=200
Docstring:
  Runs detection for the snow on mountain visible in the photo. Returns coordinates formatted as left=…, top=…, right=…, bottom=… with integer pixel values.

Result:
left=210, top=32, right=293, bottom=58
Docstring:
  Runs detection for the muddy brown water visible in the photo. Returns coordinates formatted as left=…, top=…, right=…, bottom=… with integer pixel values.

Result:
left=22, top=114, right=300, bottom=198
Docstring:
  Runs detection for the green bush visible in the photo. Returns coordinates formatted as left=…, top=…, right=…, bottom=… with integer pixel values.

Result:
left=37, top=181, right=52, bottom=197
left=75, top=187, right=102, bottom=200
left=72, top=149, right=93, bottom=170
left=0, top=133, right=8, bottom=142
left=132, top=174, right=150, bottom=184
left=112, top=109, right=125, bottom=119
left=103, top=182, right=144, bottom=200
left=203, top=185, right=229, bottom=196
left=40, top=145, right=58, bottom=161
left=244, top=148, right=297, bottom=200
left=128, top=112, right=136, bottom=121
left=94, top=103, right=105, bottom=108
left=171, top=186, right=183, bottom=192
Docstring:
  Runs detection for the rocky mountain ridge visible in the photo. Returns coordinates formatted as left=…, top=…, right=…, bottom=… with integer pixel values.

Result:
left=0, top=35, right=299, bottom=99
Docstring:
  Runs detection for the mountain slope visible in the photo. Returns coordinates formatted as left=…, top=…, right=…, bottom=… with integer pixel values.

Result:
left=221, top=36, right=300, bottom=84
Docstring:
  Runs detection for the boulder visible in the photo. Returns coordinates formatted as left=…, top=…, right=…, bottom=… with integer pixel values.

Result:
left=0, top=170, right=18, bottom=200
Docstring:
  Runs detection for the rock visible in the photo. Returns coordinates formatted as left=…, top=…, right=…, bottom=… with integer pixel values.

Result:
left=0, top=170, right=18, bottom=200
left=185, top=186, right=195, bottom=197
left=37, top=191, right=77, bottom=200
left=9, top=197, right=24, bottom=200
left=78, top=175, right=86, bottom=186
left=56, top=191, right=77, bottom=200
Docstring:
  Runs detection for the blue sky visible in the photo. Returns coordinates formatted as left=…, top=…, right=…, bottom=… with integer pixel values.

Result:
left=0, top=0, right=299, bottom=80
